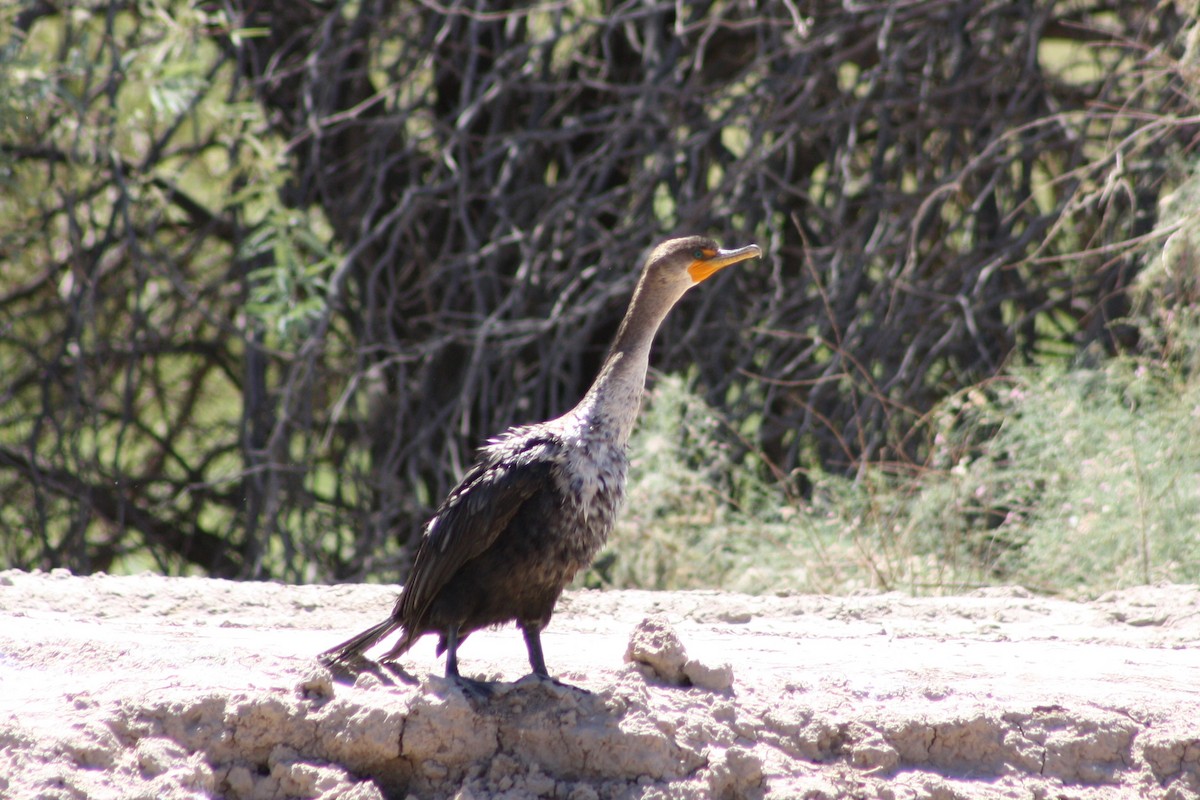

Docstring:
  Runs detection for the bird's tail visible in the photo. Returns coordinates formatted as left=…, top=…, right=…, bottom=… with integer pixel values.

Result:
left=321, top=618, right=404, bottom=664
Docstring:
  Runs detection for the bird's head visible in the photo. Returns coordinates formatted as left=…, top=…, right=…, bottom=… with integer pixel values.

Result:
left=605, top=234, right=762, bottom=363
left=643, top=236, right=762, bottom=295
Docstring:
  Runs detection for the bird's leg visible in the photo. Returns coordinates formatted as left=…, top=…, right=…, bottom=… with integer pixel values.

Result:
left=518, top=621, right=588, bottom=693
left=443, top=625, right=493, bottom=698
left=444, top=625, right=462, bottom=679
left=520, top=621, right=550, bottom=678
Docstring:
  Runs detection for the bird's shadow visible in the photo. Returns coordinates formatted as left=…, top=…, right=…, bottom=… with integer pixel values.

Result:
left=320, top=655, right=590, bottom=707
left=462, top=671, right=591, bottom=701
left=321, top=655, right=422, bottom=688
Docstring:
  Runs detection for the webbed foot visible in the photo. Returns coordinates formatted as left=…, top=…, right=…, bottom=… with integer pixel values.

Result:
left=452, top=674, right=497, bottom=700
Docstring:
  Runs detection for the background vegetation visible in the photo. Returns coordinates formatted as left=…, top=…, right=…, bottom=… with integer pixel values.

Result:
left=1, top=0, right=1196, bottom=595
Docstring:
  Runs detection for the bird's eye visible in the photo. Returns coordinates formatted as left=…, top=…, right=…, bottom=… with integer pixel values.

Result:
left=693, top=248, right=706, bottom=259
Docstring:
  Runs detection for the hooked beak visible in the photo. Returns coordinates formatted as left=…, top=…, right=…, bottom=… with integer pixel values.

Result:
left=687, top=243, right=762, bottom=283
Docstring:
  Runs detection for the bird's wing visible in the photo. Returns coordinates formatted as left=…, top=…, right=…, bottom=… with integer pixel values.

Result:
left=396, top=432, right=560, bottom=623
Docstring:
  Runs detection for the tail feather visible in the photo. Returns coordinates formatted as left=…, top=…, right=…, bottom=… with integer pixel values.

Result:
left=321, top=618, right=403, bottom=663
left=380, top=626, right=422, bottom=662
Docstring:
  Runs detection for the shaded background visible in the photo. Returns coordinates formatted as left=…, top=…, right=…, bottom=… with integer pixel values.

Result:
left=0, top=0, right=1193, bottom=581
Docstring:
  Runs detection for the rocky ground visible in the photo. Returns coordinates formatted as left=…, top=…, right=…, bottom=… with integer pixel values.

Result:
left=1, top=569, right=1198, bottom=799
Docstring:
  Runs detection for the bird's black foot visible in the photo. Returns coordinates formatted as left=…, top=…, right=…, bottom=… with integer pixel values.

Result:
left=452, top=674, right=497, bottom=700
left=518, top=671, right=591, bottom=695
left=440, top=625, right=495, bottom=700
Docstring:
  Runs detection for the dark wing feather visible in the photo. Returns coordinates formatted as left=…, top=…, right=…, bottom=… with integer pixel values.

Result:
left=396, top=434, right=559, bottom=624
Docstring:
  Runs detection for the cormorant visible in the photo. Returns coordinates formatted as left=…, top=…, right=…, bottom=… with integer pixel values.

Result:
left=323, top=236, right=761, bottom=683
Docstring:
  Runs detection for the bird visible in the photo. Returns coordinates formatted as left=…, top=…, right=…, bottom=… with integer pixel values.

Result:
left=322, top=235, right=761, bottom=685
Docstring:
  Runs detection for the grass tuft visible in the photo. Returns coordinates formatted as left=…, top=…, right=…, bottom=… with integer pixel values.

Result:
left=583, top=361, right=1200, bottom=598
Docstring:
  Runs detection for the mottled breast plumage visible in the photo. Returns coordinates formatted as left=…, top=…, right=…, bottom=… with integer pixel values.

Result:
left=484, top=416, right=627, bottom=569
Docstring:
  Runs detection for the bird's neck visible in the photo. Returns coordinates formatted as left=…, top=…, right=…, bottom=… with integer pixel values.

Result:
left=569, top=275, right=683, bottom=448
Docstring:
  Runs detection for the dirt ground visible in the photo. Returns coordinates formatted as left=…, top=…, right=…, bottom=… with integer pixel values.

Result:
left=1, top=569, right=1198, bottom=799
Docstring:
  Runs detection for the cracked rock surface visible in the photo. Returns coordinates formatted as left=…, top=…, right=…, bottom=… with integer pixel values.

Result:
left=1, top=570, right=1198, bottom=799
